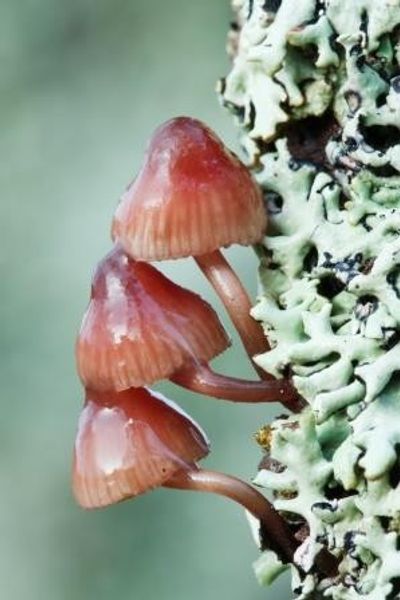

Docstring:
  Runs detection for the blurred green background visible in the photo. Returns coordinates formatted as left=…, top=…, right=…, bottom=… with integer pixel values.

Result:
left=1, top=2, right=289, bottom=599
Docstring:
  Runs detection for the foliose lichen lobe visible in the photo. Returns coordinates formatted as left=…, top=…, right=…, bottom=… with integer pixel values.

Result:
left=221, top=1, right=400, bottom=598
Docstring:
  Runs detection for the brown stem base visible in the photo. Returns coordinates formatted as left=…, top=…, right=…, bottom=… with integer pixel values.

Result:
left=165, top=467, right=297, bottom=563
left=166, top=467, right=339, bottom=578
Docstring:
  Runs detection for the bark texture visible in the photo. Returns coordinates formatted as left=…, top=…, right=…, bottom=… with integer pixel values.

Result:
left=221, top=1, right=400, bottom=598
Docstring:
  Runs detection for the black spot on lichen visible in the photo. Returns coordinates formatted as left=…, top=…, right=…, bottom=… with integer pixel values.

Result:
left=217, top=77, right=226, bottom=95
left=383, top=329, right=400, bottom=351
left=317, top=274, right=346, bottom=299
left=350, top=43, right=363, bottom=57
left=369, top=164, right=399, bottom=177
left=311, top=0, right=326, bottom=23
left=360, top=257, right=375, bottom=274
left=338, top=192, right=348, bottom=210
left=267, top=262, right=281, bottom=270
left=359, top=214, right=373, bottom=232
left=288, top=157, right=302, bottom=171
left=266, top=191, right=283, bottom=215
left=356, top=55, right=366, bottom=71
left=303, top=246, right=319, bottom=273
left=345, top=137, right=359, bottom=152
left=360, top=122, right=400, bottom=153
left=387, top=268, right=400, bottom=299
left=376, top=91, right=388, bottom=107
left=392, top=75, right=400, bottom=93
left=248, top=101, right=256, bottom=131
left=344, top=90, right=362, bottom=114
left=388, top=444, right=400, bottom=489
left=253, top=138, right=273, bottom=156
left=387, top=577, right=400, bottom=600
left=312, top=501, right=336, bottom=513
left=343, top=531, right=356, bottom=552
left=262, top=0, right=282, bottom=12
left=355, top=295, right=378, bottom=321
left=379, top=516, right=391, bottom=529
left=325, top=483, right=357, bottom=501
left=360, top=10, right=369, bottom=46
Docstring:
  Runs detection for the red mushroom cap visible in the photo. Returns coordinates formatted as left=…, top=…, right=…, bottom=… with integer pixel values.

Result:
left=112, top=117, right=267, bottom=261
left=76, top=246, right=230, bottom=391
left=72, top=387, right=210, bottom=509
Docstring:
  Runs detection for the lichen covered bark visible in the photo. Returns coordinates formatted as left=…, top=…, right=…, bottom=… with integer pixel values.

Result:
left=221, top=1, right=400, bottom=598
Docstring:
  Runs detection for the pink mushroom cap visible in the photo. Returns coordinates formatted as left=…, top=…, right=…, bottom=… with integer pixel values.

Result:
left=76, top=246, right=230, bottom=391
left=112, top=116, right=267, bottom=261
left=72, top=386, right=210, bottom=508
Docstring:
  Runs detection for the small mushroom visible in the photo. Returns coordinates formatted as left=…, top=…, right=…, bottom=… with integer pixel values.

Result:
left=72, top=386, right=298, bottom=564
left=111, top=117, right=270, bottom=372
left=76, top=246, right=299, bottom=408
left=72, top=386, right=210, bottom=508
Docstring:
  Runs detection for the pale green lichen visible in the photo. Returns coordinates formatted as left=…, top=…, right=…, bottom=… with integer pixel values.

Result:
left=222, top=0, right=400, bottom=597
left=253, top=550, right=289, bottom=586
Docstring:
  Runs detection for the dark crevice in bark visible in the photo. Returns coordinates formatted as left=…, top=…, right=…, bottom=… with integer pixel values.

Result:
left=248, top=112, right=340, bottom=173
left=360, top=121, right=400, bottom=153
left=285, top=112, right=340, bottom=169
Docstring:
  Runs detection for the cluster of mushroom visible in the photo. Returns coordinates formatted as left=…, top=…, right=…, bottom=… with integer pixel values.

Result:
left=72, top=117, right=302, bottom=564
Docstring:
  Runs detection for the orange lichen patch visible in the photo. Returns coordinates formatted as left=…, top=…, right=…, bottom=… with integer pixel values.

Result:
left=254, top=425, right=273, bottom=450
left=112, top=117, right=267, bottom=261
left=76, top=246, right=229, bottom=392
left=72, top=387, right=210, bottom=509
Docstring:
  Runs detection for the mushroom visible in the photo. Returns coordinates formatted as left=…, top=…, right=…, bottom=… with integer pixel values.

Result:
left=76, top=246, right=299, bottom=409
left=72, top=386, right=209, bottom=508
left=72, top=386, right=298, bottom=564
left=111, top=117, right=270, bottom=371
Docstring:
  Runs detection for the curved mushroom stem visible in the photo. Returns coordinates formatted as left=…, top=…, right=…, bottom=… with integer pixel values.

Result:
left=195, top=250, right=270, bottom=378
left=194, top=250, right=305, bottom=412
left=170, top=361, right=303, bottom=412
left=165, top=467, right=339, bottom=577
left=165, top=467, right=297, bottom=563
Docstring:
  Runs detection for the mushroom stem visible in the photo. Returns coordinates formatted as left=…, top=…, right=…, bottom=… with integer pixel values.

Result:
left=195, top=250, right=270, bottom=375
left=165, top=467, right=297, bottom=563
left=166, top=468, right=339, bottom=577
left=170, top=361, right=302, bottom=411
left=195, top=250, right=305, bottom=412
